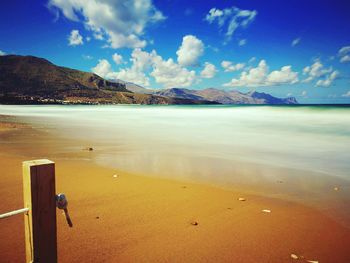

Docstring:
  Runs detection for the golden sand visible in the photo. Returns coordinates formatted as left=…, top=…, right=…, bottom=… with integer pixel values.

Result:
left=0, top=121, right=350, bottom=262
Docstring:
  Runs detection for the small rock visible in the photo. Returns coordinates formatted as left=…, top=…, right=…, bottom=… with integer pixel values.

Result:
left=238, top=197, right=246, bottom=201
left=334, top=187, right=339, bottom=191
left=83, top=147, right=94, bottom=151
left=277, top=180, right=283, bottom=183
left=95, top=216, right=99, bottom=219
left=290, top=254, right=298, bottom=260
left=262, top=209, right=271, bottom=213
left=182, top=186, right=187, bottom=189
left=191, top=221, right=198, bottom=226
left=113, top=174, right=118, bottom=178
left=307, top=261, right=319, bottom=263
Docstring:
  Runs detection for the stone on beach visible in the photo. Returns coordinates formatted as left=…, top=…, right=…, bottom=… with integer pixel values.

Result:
left=191, top=221, right=198, bottom=226
left=83, top=147, right=94, bottom=151
left=262, top=209, right=271, bottom=213
left=290, top=254, right=299, bottom=259
left=238, top=197, right=246, bottom=201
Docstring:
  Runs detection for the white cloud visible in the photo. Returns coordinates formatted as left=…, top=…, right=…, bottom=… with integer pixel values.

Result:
left=338, top=46, right=350, bottom=63
left=238, top=39, right=247, bottom=46
left=316, top=70, right=339, bottom=87
left=107, top=31, right=146, bottom=49
left=91, top=59, right=112, bottom=79
left=151, top=55, right=196, bottom=88
left=176, top=35, right=204, bottom=67
left=302, top=59, right=332, bottom=82
left=49, top=0, right=165, bottom=49
left=92, top=48, right=197, bottom=88
left=200, top=62, right=217, bottom=78
left=267, top=66, right=299, bottom=85
left=68, top=29, right=83, bottom=46
left=291, top=37, right=301, bottom=47
left=224, top=60, right=268, bottom=87
left=221, top=60, right=245, bottom=72
left=223, top=60, right=299, bottom=87
left=303, top=59, right=339, bottom=87
left=342, top=91, right=350, bottom=97
left=110, top=67, right=150, bottom=87
left=340, top=55, right=350, bottom=63
left=248, top=57, right=256, bottom=63
left=112, top=53, right=123, bottom=65
left=92, top=49, right=153, bottom=86
left=205, top=6, right=257, bottom=42
left=0, top=50, right=6, bottom=56
left=339, top=46, right=350, bottom=55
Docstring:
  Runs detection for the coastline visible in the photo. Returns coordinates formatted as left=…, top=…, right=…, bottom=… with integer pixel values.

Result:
left=1, top=117, right=350, bottom=262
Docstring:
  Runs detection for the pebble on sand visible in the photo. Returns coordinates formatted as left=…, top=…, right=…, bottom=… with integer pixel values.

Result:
left=334, top=187, right=339, bottom=191
left=238, top=197, right=246, bottom=201
left=191, top=221, right=199, bottom=226
left=290, top=254, right=299, bottom=259
left=113, top=174, right=118, bottom=178
left=83, top=147, right=94, bottom=151
left=262, top=209, right=271, bottom=213
left=307, top=261, right=319, bottom=263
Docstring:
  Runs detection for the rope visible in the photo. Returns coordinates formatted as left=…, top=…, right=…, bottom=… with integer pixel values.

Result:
left=0, top=208, right=29, bottom=219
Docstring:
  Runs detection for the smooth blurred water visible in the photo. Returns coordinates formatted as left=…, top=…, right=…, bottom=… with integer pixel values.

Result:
left=1, top=104, right=350, bottom=183
left=2, top=104, right=350, bottom=226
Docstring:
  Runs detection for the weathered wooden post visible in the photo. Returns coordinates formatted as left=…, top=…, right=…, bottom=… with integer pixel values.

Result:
left=23, top=159, right=57, bottom=263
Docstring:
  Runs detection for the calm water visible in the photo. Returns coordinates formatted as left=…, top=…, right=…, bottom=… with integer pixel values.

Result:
left=1, top=105, right=350, bottom=214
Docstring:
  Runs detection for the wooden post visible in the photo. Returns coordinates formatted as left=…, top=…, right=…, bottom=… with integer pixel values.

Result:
left=23, top=159, right=57, bottom=263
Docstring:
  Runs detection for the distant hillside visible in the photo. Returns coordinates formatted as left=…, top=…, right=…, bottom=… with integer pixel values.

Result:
left=0, top=55, right=216, bottom=105
left=114, top=80, right=155, bottom=94
left=0, top=55, right=297, bottom=105
left=153, top=88, right=204, bottom=101
left=154, top=88, right=298, bottom=105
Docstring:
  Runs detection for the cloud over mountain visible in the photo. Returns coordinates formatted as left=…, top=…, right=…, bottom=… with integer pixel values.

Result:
left=176, top=35, right=204, bottom=67
left=224, top=60, right=298, bottom=87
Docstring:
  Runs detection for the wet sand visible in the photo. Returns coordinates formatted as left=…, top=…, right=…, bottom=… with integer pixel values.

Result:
left=1, top=120, right=350, bottom=262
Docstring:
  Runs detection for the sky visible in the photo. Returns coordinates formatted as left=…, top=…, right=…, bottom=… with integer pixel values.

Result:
left=1, top=0, right=350, bottom=103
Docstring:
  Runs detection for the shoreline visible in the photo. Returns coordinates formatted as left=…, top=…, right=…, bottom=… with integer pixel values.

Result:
left=1, top=118, right=350, bottom=262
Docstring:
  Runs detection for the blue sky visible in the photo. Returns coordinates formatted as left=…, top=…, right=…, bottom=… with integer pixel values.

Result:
left=1, top=0, right=350, bottom=103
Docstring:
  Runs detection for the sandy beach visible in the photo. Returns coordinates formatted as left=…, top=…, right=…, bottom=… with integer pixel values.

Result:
left=1, top=116, right=350, bottom=263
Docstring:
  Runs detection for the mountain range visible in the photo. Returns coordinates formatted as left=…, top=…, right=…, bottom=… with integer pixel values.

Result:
left=126, top=86, right=298, bottom=105
left=0, top=55, right=297, bottom=105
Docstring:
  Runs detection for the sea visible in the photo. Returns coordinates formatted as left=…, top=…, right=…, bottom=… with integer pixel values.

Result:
left=1, top=104, right=350, bottom=224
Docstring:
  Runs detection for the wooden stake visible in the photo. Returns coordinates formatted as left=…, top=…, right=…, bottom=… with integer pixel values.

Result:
left=23, top=159, right=57, bottom=263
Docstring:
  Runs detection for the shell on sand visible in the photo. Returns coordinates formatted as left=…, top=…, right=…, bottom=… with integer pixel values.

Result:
left=262, top=209, right=271, bottom=213
left=290, top=254, right=299, bottom=259
left=238, top=197, right=246, bottom=201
